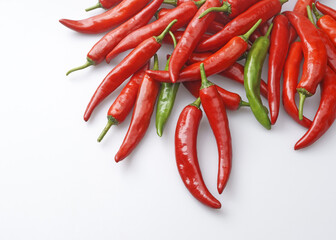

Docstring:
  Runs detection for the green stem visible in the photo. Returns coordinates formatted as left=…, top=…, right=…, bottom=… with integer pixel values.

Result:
left=298, top=92, right=306, bottom=121
left=240, top=100, right=250, bottom=107
left=169, top=31, right=177, bottom=48
left=241, top=19, right=262, bottom=42
left=190, top=97, right=201, bottom=108
left=85, top=2, right=102, bottom=12
left=307, top=5, right=317, bottom=26
left=163, top=0, right=177, bottom=6
left=199, top=2, right=231, bottom=19
left=154, top=19, right=177, bottom=43
left=265, top=23, right=273, bottom=38
left=194, top=0, right=206, bottom=9
left=312, top=3, right=323, bottom=21
left=153, top=54, right=159, bottom=71
left=97, top=116, right=119, bottom=142
left=200, top=63, right=214, bottom=89
left=66, top=58, right=95, bottom=76
left=279, top=0, right=288, bottom=5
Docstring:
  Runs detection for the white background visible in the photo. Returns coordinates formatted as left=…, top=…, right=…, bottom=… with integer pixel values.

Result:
left=1, top=0, right=336, bottom=239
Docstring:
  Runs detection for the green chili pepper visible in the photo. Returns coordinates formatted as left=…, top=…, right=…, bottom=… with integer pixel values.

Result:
left=244, top=23, right=273, bottom=130
left=155, top=32, right=179, bottom=137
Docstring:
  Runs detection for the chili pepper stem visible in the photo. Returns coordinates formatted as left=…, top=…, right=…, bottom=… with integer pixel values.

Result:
left=240, top=100, right=250, bottom=107
left=85, top=2, right=103, bottom=12
left=265, top=23, right=274, bottom=38
left=190, top=97, right=201, bottom=108
left=298, top=92, right=306, bottom=121
left=279, top=0, right=288, bottom=4
left=163, top=0, right=177, bottom=6
left=198, top=2, right=231, bottom=19
left=307, top=5, right=317, bottom=26
left=97, top=116, right=119, bottom=142
left=169, top=31, right=177, bottom=48
left=200, top=63, right=214, bottom=89
left=241, top=19, right=262, bottom=42
left=154, top=19, right=178, bottom=43
left=194, top=0, right=206, bottom=9
left=312, top=3, right=323, bottom=21
left=66, top=58, right=95, bottom=76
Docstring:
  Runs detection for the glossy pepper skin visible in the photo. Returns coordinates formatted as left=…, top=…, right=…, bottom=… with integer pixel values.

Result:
left=85, top=0, right=122, bottom=12
left=115, top=56, right=160, bottom=162
left=295, top=66, right=336, bottom=150
left=84, top=20, right=177, bottom=121
left=105, top=1, right=203, bottom=62
left=314, top=6, right=336, bottom=49
left=244, top=24, right=273, bottom=130
left=315, top=1, right=336, bottom=21
left=187, top=53, right=268, bottom=98
left=196, top=0, right=287, bottom=52
left=163, top=31, right=211, bottom=46
left=199, top=64, right=232, bottom=194
left=169, top=0, right=221, bottom=83
left=97, top=63, right=149, bottom=142
left=282, top=41, right=312, bottom=128
left=183, top=80, right=249, bottom=110
left=66, top=0, right=163, bottom=75
left=59, top=0, right=150, bottom=34
left=175, top=98, right=221, bottom=209
left=284, top=11, right=327, bottom=121
left=268, top=14, right=290, bottom=125
left=146, top=19, right=262, bottom=83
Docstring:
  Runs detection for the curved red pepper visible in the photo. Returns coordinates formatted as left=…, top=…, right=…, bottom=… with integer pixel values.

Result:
left=66, top=0, right=163, bottom=75
left=282, top=41, right=312, bottom=128
left=59, top=0, right=150, bottom=34
left=315, top=13, right=336, bottom=49
left=199, top=64, right=231, bottom=194
left=169, top=0, right=221, bottom=83
left=84, top=20, right=177, bottom=121
left=315, top=1, right=336, bottom=21
left=97, top=63, right=149, bottom=142
left=318, top=29, right=336, bottom=74
left=106, top=1, right=200, bottom=62
left=115, top=58, right=160, bottom=162
left=295, top=66, right=336, bottom=150
left=175, top=98, right=221, bottom=209
left=268, top=14, right=290, bottom=125
left=196, top=0, right=285, bottom=52
left=182, top=80, right=247, bottom=110
left=285, top=11, right=327, bottom=120
left=187, top=53, right=268, bottom=98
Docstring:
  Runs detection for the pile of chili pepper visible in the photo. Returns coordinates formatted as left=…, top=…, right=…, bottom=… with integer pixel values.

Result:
left=61, top=0, right=336, bottom=209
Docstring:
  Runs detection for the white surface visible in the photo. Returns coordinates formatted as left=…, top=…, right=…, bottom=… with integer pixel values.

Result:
left=1, top=0, right=336, bottom=239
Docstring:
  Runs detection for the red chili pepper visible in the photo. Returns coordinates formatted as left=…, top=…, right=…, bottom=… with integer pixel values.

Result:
left=268, top=14, right=290, bottom=125
left=258, top=21, right=271, bottom=36
left=146, top=19, right=261, bottom=83
left=249, top=28, right=263, bottom=43
left=66, top=0, right=163, bottom=75
left=157, top=8, right=224, bottom=34
left=288, top=0, right=315, bottom=44
left=313, top=5, right=336, bottom=49
left=187, top=53, right=268, bottom=98
left=284, top=11, right=327, bottom=121
left=85, top=0, right=122, bottom=12
left=105, top=1, right=204, bottom=62
left=175, top=98, right=221, bottom=209
left=115, top=56, right=160, bottom=162
left=169, top=0, right=222, bottom=83
left=59, top=0, right=151, bottom=34
left=315, top=1, right=336, bottom=21
left=295, top=66, right=336, bottom=150
left=282, top=41, right=312, bottom=128
left=182, top=80, right=249, bottom=110
left=196, top=0, right=286, bottom=52
left=84, top=20, right=177, bottom=121
left=199, top=63, right=231, bottom=194
left=97, top=63, right=149, bottom=142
